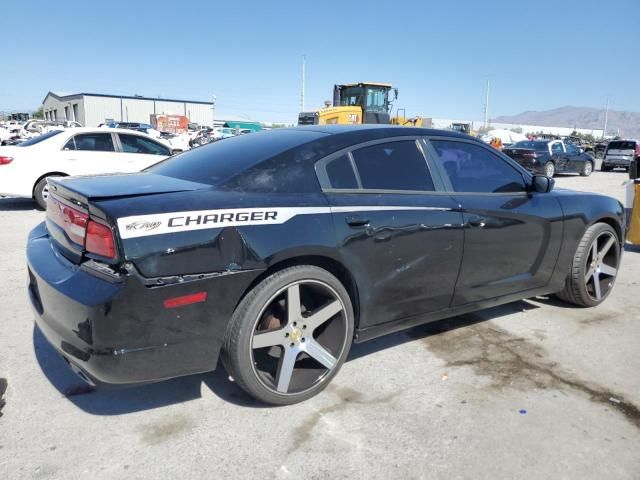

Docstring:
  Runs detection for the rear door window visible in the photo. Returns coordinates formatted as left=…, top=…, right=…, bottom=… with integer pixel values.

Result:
left=325, top=154, right=359, bottom=189
left=118, top=133, right=170, bottom=155
left=65, top=133, right=115, bottom=152
left=351, top=140, right=435, bottom=191
left=430, top=139, right=527, bottom=193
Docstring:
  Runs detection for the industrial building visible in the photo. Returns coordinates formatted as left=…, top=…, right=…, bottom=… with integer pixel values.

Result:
left=425, top=117, right=604, bottom=137
left=41, top=91, right=214, bottom=127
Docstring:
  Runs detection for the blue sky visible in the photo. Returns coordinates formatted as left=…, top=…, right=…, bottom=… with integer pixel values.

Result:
left=2, top=0, right=638, bottom=123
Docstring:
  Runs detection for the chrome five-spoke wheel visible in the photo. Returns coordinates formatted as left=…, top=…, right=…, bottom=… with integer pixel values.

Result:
left=556, top=222, right=620, bottom=307
left=223, top=266, right=354, bottom=405
left=584, top=230, right=619, bottom=301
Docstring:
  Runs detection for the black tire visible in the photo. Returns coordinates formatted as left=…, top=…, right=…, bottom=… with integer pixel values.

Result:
left=544, top=161, right=555, bottom=178
left=222, top=265, right=354, bottom=405
left=33, top=177, right=50, bottom=210
left=555, top=222, right=620, bottom=307
left=580, top=161, right=594, bottom=176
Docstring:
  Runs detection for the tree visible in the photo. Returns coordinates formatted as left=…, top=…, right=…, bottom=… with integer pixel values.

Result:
left=32, top=107, right=44, bottom=119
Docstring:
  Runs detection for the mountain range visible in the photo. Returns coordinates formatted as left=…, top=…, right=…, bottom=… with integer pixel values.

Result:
left=492, top=106, right=640, bottom=139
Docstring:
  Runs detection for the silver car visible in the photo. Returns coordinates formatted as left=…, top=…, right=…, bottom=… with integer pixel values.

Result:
left=602, top=139, right=638, bottom=171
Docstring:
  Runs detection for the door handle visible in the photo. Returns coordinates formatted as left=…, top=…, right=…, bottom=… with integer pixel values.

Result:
left=345, top=216, right=370, bottom=227
left=467, top=215, right=486, bottom=228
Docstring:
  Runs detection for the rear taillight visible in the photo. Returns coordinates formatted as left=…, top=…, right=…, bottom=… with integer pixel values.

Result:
left=85, top=221, right=116, bottom=259
left=47, top=195, right=116, bottom=259
left=47, top=197, right=88, bottom=245
left=635, top=144, right=640, bottom=157
left=0, top=156, right=13, bottom=165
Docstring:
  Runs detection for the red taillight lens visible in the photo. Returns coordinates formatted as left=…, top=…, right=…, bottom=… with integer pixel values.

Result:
left=85, top=220, right=116, bottom=259
left=635, top=144, right=640, bottom=157
left=0, top=156, right=14, bottom=165
left=47, top=197, right=89, bottom=245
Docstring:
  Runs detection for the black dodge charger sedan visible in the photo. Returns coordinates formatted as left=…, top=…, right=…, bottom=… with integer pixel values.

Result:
left=503, top=139, right=595, bottom=177
left=27, top=125, right=624, bottom=405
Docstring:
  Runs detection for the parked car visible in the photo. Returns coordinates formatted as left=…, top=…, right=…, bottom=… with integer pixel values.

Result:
left=601, top=139, right=639, bottom=172
left=26, top=126, right=624, bottom=405
left=503, top=139, right=595, bottom=177
left=22, top=119, right=81, bottom=134
left=216, top=127, right=237, bottom=139
left=0, top=127, right=171, bottom=208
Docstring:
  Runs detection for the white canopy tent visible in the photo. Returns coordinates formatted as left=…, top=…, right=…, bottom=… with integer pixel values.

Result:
left=481, top=129, right=528, bottom=145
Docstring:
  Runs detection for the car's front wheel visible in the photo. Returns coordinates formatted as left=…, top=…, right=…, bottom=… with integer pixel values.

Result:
left=544, top=161, right=555, bottom=178
left=555, top=222, right=620, bottom=307
left=222, top=265, right=354, bottom=405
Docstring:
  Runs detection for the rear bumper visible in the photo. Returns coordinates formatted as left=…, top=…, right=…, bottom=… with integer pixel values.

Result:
left=27, top=221, right=258, bottom=385
left=603, top=157, right=631, bottom=167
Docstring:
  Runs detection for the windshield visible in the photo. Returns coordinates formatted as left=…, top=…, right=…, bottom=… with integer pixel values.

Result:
left=365, top=87, right=388, bottom=112
left=339, top=87, right=364, bottom=107
left=16, top=129, right=64, bottom=147
left=512, top=141, right=549, bottom=151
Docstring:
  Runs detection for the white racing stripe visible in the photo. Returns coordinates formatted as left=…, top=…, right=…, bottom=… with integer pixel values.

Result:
left=116, top=205, right=449, bottom=239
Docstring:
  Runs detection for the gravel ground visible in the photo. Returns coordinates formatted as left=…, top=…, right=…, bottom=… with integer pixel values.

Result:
left=0, top=166, right=638, bottom=479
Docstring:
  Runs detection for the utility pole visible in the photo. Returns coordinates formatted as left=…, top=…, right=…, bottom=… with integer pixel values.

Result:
left=212, top=95, right=217, bottom=127
left=602, top=96, right=609, bottom=138
left=300, top=55, right=306, bottom=112
left=483, top=78, right=490, bottom=129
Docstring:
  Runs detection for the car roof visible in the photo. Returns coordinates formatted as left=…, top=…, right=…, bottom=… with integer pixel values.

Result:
left=292, top=124, right=474, bottom=140
left=60, top=127, right=152, bottom=135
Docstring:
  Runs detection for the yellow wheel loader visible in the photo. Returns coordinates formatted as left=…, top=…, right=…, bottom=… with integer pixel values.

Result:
left=298, top=82, right=422, bottom=127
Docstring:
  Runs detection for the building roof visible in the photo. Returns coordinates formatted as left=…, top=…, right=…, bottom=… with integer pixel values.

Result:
left=42, top=91, right=213, bottom=106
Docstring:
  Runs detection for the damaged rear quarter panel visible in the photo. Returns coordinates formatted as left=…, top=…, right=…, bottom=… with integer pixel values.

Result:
left=96, top=190, right=337, bottom=278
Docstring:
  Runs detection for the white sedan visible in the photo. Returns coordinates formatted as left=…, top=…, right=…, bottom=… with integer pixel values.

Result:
left=0, top=127, right=171, bottom=208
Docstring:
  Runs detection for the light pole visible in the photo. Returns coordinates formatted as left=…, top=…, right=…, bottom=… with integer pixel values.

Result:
left=603, top=96, right=609, bottom=138
left=212, top=95, right=217, bottom=127
left=483, top=78, right=490, bottom=130
left=301, top=55, right=306, bottom=113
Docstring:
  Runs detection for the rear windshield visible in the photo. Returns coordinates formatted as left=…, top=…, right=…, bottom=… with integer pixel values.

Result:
left=16, top=129, right=63, bottom=147
left=147, top=129, right=325, bottom=187
left=607, top=141, right=636, bottom=150
left=511, top=141, right=548, bottom=151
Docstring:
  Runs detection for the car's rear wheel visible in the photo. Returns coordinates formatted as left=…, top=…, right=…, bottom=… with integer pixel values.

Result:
left=580, top=161, right=593, bottom=176
left=544, top=161, right=555, bottom=178
left=601, top=163, right=610, bottom=172
left=222, top=265, right=354, bottom=405
left=555, top=222, right=620, bottom=307
left=33, top=177, right=50, bottom=210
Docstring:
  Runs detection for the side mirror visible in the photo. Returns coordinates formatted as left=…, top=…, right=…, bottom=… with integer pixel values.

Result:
left=532, top=174, right=554, bottom=193
left=393, top=88, right=398, bottom=101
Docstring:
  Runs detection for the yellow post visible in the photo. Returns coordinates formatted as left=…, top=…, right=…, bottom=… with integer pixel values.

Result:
left=627, top=180, right=640, bottom=244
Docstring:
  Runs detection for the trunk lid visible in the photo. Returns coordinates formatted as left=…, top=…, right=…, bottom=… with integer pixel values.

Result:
left=46, top=173, right=210, bottom=264
left=502, top=148, right=542, bottom=169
